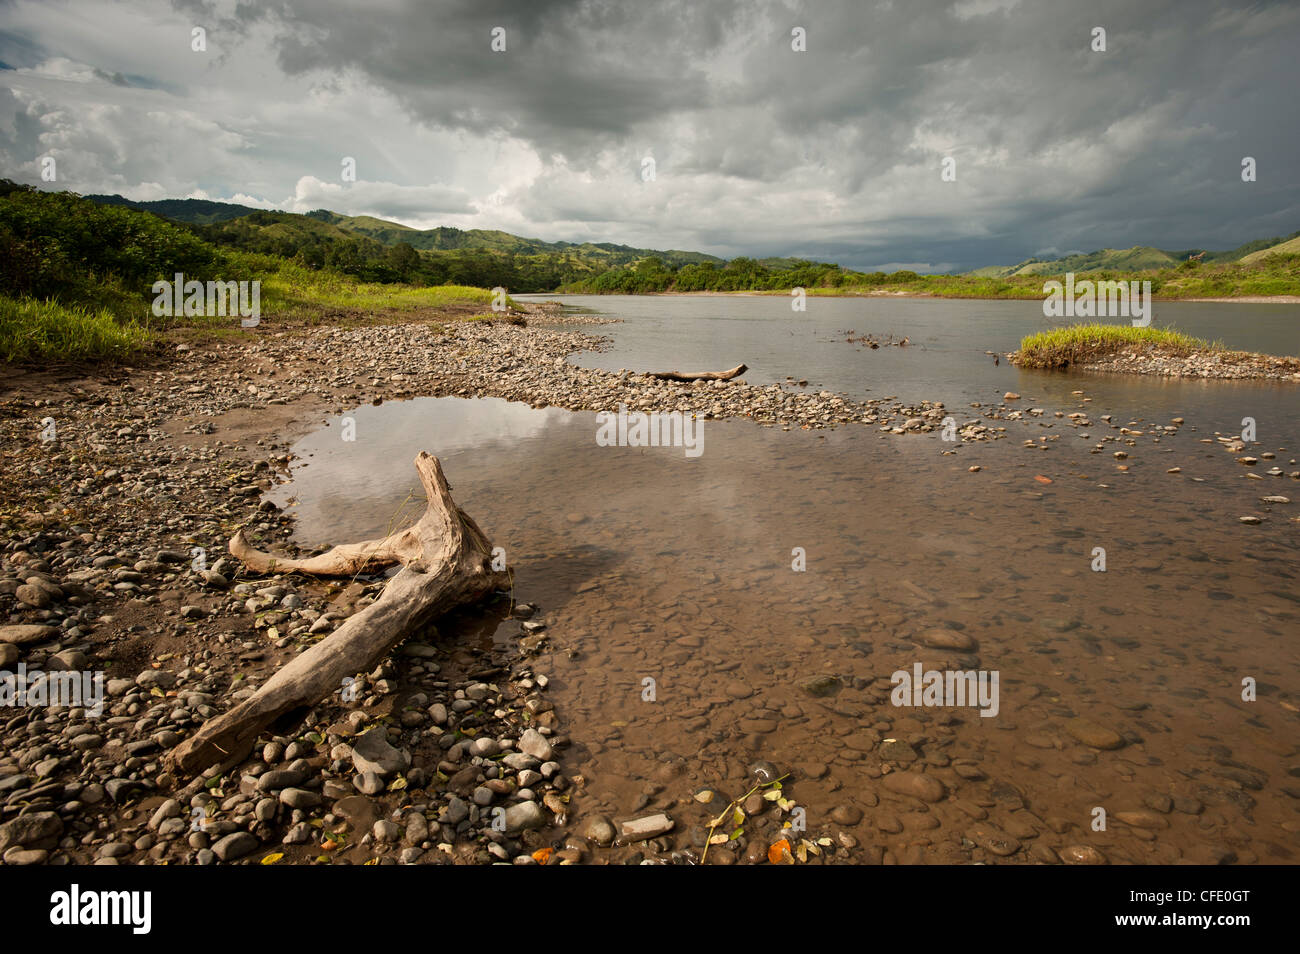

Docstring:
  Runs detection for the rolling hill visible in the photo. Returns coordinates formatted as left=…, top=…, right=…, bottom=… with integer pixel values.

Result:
left=969, top=231, right=1300, bottom=277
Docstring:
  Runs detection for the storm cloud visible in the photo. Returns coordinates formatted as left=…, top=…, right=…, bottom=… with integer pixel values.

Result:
left=1, top=0, right=1296, bottom=270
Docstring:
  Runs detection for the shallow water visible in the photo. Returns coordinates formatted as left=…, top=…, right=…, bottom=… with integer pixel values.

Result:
left=271, top=386, right=1299, bottom=865
left=521, top=294, right=1300, bottom=440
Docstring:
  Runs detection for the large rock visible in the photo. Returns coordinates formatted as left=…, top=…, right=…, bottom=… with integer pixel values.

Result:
left=504, top=801, right=547, bottom=834
left=0, top=812, right=63, bottom=852
left=15, top=584, right=54, bottom=609
left=517, top=729, right=554, bottom=761
left=882, top=771, right=947, bottom=803
left=0, top=625, right=58, bottom=645
left=350, top=729, right=409, bottom=777
left=212, top=831, right=258, bottom=862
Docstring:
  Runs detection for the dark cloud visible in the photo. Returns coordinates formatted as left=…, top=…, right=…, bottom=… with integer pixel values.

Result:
left=2, top=0, right=1297, bottom=270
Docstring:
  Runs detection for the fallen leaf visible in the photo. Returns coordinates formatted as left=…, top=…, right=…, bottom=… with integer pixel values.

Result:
left=1034, top=475, right=1053, bottom=484
left=260, top=853, right=284, bottom=865
left=532, top=847, right=552, bottom=865
left=768, top=839, right=794, bottom=865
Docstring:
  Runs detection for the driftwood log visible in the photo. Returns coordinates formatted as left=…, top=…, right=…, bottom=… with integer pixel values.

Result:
left=165, top=452, right=509, bottom=778
left=646, top=363, right=747, bottom=382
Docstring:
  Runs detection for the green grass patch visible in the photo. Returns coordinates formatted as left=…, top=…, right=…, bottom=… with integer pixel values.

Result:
left=0, top=295, right=148, bottom=363
left=1015, top=323, right=1217, bottom=369
left=251, top=256, right=505, bottom=321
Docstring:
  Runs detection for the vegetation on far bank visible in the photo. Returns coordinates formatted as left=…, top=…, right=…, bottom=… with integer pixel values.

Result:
left=92, top=193, right=719, bottom=292
left=1014, top=324, right=1217, bottom=369
left=4, top=179, right=1296, bottom=365
left=557, top=250, right=1300, bottom=299
left=0, top=180, right=508, bottom=363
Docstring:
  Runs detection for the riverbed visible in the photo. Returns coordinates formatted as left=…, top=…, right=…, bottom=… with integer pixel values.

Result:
left=267, top=295, right=1300, bottom=864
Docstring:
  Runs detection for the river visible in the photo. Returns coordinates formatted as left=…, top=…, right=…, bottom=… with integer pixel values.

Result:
left=268, top=294, right=1299, bottom=864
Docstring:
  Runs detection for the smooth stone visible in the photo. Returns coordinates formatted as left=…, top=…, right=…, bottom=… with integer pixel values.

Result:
left=504, top=801, right=547, bottom=834
left=1060, top=845, right=1107, bottom=865
left=0, top=624, right=58, bottom=645
left=211, top=831, right=257, bottom=862
left=1065, top=718, right=1125, bottom=750
left=829, top=805, right=863, bottom=826
left=917, top=628, right=977, bottom=651
left=881, top=771, right=947, bottom=803
left=1114, top=810, right=1169, bottom=830
left=584, top=816, right=616, bottom=846
left=517, top=728, right=554, bottom=761
left=967, top=823, right=1021, bottom=856
left=619, top=812, right=674, bottom=842
left=351, top=729, right=408, bottom=777
left=0, top=812, right=63, bottom=852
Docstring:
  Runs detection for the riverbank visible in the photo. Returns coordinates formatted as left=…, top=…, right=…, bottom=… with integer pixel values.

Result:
left=0, top=302, right=1020, bottom=866
left=3, top=301, right=1297, bottom=866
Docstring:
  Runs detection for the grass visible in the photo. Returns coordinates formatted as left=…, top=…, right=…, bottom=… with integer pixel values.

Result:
left=0, top=295, right=148, bottom=363
left=1015, top=324, right=1217, bottom=369
left=2, top=255, right=512, bottom=364
left=249, top=256, right=507, bottom=323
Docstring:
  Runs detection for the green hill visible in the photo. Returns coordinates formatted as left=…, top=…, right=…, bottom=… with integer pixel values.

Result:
left=1239, top=233, right=1300, bottom=264
left=971, top=231, right=1300, bottom=276
left=85, top=194, right=265, bottom=225
left=81, top=196, right=723, bottom=291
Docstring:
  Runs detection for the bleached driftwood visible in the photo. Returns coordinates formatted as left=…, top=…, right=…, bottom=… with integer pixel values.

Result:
left=647, top=363, right=747, bottom=382
left=165, top=452, right=509, bottom=776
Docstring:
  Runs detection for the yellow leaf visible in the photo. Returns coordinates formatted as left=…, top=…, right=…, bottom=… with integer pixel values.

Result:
left=260, top=853, right=284, bottom=865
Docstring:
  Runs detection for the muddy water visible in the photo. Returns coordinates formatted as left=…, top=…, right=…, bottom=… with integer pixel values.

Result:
left=271, top=395, right=1299, bottom=864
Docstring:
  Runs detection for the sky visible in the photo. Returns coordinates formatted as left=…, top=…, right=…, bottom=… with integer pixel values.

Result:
left=1, top=0, right=1297, bottom=273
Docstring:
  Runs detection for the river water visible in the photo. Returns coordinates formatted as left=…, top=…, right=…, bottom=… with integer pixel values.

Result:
left=532, top=293, right=1300, bottom=439
left=269, top=295, right=1299, bottom=865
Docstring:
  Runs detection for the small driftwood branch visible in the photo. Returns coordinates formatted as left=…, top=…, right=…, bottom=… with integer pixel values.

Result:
left=647, top=363, right=747, bottom=382
left=165, top=452, right=509, bottom=777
